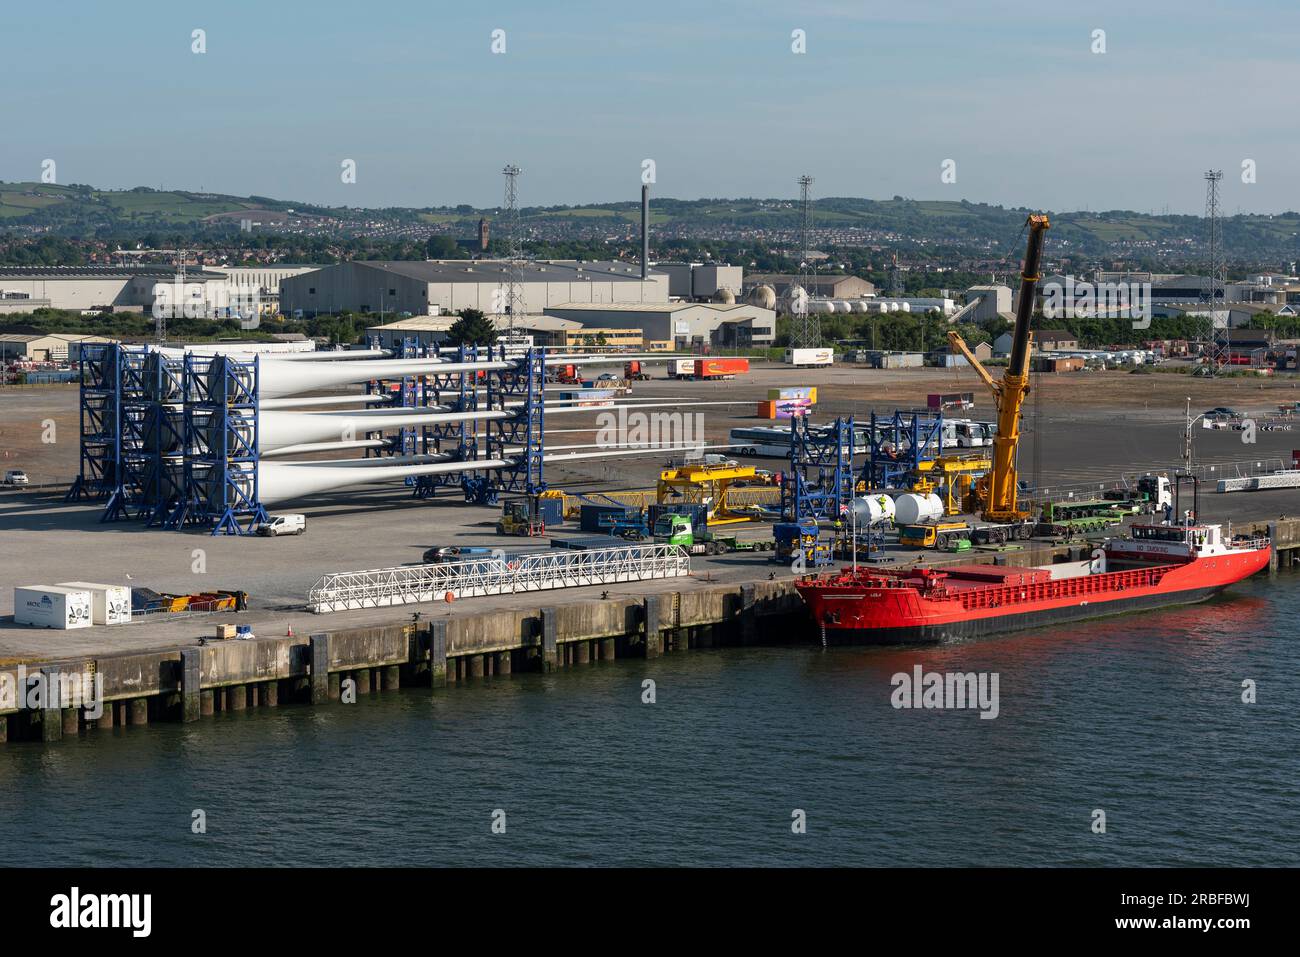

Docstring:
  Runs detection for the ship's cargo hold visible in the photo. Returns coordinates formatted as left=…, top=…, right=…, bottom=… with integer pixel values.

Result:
left=13, top=586, right=93, bottom=630
left=54, top=582, right=131, bottom=625
left=893, top=492, right=944, bottom=526
left=851, top=494, right=897, bottom=526
left=694, top=358, right=749, bottom=379
left=784, top=348, right=834, bottom=367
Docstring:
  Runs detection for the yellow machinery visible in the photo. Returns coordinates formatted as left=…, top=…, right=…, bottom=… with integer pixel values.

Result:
left=911, top=455, right=992, bottom=515
left=543, top=485, right=780, bottom=521
left=946, top=213, right=1050, bottom=524
left=656, top=463, right=756, bottom=526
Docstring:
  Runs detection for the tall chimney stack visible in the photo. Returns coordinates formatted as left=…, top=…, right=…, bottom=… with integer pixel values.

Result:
left=640, top=184, right=650, bottom=280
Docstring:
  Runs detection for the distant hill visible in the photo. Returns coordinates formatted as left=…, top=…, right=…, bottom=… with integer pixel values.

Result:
left=4, top=181, right=1299, bottom=260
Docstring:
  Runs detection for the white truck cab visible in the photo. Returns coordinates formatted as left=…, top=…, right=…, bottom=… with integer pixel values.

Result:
left=258, top=514, right=306, bottom=537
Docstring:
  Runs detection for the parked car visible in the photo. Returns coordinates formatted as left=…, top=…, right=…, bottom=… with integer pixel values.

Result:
left=422, top=545, right=499, bottom=564
left=256, top=513, right=305, bottom=536
left=597, top=373, right=619, bottom=381
left=2, top=470, right=30, bottom=487
left=1203, top=407, right=1243, bottom=419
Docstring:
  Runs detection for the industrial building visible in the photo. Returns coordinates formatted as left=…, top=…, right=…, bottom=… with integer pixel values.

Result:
left=745, top=273, right=875, bottom=301
left=541, top=301, right=776, bottom=350
left=0, top=265, right=229, bottom=314
left=965, top=285, right=1013, bottom=323
left=0, top=331, right=115, bottom=363
left=652, top=262, right=744, bottom=301
left=204, top=265, right=319, bottom=315
left=365, top=315, right=585, bottom=350
left=366, top=315, right=648, bottom=351
left=280, top=260, right=670, bottom=319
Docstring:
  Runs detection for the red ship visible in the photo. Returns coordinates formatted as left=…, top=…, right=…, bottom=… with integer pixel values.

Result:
left=795, top=523, right=1271, bottom=644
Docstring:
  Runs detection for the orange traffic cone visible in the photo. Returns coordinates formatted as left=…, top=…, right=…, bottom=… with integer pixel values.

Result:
left=287, top=624, right=294, bottom=637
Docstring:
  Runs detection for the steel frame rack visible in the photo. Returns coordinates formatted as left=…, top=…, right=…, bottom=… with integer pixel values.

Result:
left=475, top=344, right=545, bottom=505
left=783, top=415, right=855, bottom=522
left=67, top=343, right=128, bottom=506
left=863, top=409, right=944, bottom=491
left=166, top=353, right=268, bottom=535
left=143, top=351, right=186, bottom=526
left=415, top=344, right=480, bottom=498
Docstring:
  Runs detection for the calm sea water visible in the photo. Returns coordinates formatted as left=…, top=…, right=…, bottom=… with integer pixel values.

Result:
left=2, top=571, right=1297, bottom=867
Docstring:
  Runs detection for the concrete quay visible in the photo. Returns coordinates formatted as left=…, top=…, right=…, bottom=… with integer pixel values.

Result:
left=2, top=519, right=1297, bottom=746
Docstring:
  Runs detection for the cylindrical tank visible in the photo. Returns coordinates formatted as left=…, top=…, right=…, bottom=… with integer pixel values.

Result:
left=851, top=493, right=897, bottom=526
left=852, top=300, right=869, bottom=313
left=809, top=299, right=833, bottom=314
left=900, top=302, right=912, bottom=312
left=893, top=492, right=943, bottom=525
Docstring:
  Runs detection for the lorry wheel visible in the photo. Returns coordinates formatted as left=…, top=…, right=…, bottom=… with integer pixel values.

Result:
left=935, top=534, right=949, bottom=549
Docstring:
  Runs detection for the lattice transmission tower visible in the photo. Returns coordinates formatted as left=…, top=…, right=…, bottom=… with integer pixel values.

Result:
left=791, top=174, right=821, bottom=348
left=501, top=164, right=524, bottom=334
left=1203, top=169, right=1227, bottom=374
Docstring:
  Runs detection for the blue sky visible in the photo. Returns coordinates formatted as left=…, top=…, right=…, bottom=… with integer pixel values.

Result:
left=3, top=0, right=1297, bottom=214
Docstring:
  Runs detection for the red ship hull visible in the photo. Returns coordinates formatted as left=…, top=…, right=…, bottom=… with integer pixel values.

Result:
left=795, top=545, right=1271, bottom=644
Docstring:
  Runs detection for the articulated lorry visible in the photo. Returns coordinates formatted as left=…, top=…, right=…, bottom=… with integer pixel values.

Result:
left=652, top=513, right=774, bottom=555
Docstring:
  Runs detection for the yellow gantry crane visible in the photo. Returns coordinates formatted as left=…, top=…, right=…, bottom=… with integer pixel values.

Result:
left=946, top=213, right=1050, bottom=523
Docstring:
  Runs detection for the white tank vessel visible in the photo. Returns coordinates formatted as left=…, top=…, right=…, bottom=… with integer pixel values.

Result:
left=892, top=492, right=943, bottom=525
left=851, top=493, right=897, bottom=526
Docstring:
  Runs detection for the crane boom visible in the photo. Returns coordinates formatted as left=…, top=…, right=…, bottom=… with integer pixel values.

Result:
left=948, top=214, right=1050, bottom=522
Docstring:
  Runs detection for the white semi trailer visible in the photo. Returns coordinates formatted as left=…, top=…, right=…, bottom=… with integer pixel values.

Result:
left=784, top=348, right=834, bottom=368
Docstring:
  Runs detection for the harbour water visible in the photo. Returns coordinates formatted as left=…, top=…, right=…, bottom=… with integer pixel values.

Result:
left=1, top=571, right=1296, bottom=867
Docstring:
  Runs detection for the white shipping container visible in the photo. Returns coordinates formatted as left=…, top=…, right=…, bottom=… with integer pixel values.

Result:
left=55, top=582, right=132, bottom=624
left=13, top=586, right=93, bottom=630
left=784, top=348, right=834, bottom=368
left=670, top=359, right=695, bottom=377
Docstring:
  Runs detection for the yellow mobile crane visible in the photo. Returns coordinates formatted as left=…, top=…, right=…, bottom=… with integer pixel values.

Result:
left=946, top=213, right=1050, bottom=525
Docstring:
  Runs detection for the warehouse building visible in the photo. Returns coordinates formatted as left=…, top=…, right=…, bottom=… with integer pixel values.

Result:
left=0, top=265, right=229, bottom=314
left=0, top=331, right=115, bottom=363
left=542, top=301, right=775, bottom=350
left=365, top=315, right=586, bottom=350
left=281, top=260, right=670, bottom=319
left=204, top=265, right=318, bottom=315
left=745, top=273, right=875, bottom=300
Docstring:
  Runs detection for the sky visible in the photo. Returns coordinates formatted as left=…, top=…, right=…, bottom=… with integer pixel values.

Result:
left=3, top=0, right=1298, bottom=215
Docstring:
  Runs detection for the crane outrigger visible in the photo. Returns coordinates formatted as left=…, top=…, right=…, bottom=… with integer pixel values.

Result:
left=946, top=213, right=1050, bottom=524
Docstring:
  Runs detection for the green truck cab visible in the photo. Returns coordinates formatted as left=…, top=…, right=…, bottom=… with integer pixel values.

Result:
left=652, top=514, right=774, bottom=555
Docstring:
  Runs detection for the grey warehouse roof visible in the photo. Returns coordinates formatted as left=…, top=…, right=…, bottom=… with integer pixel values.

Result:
left=349, top=259, right=659, bottom=284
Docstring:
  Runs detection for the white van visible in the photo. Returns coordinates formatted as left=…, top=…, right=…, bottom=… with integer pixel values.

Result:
left=257, top=514, right=306, bottom=537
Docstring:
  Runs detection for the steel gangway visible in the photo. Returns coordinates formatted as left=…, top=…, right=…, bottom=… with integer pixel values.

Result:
left=307, top=543, right=690, bottom=613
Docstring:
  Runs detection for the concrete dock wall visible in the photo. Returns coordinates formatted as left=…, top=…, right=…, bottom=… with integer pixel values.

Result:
left=4, top=516, right=1298, bottom=745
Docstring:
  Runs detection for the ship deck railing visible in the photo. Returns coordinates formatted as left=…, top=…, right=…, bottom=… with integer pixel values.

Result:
left=946, top=563, right=1174, bottom=611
